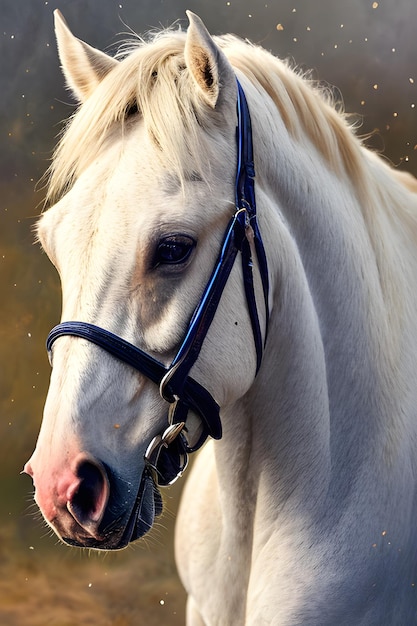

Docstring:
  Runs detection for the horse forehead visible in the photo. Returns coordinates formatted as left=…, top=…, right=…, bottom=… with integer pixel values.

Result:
left=40, top=149, right=161, bottom=238
left=40, top=121, right=235, bottom=274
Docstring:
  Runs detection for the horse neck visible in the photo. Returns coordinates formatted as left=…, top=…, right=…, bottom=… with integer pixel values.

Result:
left=213, top=120, right=417, bottom=528
left=214, top=227, right=332, bottom=526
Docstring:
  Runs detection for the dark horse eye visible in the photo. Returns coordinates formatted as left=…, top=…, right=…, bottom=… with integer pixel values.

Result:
left=155, top=235, right=196, bottom=266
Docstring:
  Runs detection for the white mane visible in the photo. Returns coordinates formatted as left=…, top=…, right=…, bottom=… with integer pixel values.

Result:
left=47, top=29, right=367, bottom=203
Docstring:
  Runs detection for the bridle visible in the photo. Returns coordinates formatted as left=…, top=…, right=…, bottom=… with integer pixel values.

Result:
left=46, top=78, right=270, bottom=488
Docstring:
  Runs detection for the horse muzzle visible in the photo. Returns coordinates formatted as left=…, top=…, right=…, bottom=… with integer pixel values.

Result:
left=24, top=454, right=163, bottom=550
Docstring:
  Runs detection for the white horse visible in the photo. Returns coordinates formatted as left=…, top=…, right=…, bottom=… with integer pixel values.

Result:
left=24, top=10, right=417, bottom=625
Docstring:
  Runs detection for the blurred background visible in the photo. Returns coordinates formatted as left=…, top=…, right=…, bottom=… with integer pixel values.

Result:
left=1, top=0, right=416, bottom=624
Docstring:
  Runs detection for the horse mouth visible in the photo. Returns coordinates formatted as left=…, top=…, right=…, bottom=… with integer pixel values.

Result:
left=61, top=470, right=163, bottom=550
left=119, top=471, right=163, bottom=547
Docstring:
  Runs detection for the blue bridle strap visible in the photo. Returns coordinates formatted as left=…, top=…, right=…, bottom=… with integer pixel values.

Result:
left=236, top=80, right=270, bottom=372
left=159, top=80, right=269, bottom=399
left=46, top=77, right=269, bottom=486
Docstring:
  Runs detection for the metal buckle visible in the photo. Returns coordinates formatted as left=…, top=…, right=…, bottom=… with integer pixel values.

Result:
left=144, top=421, right=188, bottom=486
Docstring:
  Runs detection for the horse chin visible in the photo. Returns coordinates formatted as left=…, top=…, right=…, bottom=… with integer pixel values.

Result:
left=61, top=471, right=163, bottom=551
left=119, top=471, right=163, bottom=547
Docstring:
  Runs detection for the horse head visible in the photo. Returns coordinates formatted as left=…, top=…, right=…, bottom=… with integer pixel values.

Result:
left=24, top=11, right=267, bottom=550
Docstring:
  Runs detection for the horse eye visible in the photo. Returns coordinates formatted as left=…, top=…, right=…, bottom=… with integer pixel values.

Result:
left=155, top=235, right=195, bottom=267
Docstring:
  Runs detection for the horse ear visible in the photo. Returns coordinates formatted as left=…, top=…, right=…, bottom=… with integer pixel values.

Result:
left=54, top=9, right=118, bottom=103
left=185, top=11, right=235, bottom=109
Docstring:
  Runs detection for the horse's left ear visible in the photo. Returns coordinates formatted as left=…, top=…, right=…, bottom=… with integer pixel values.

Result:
left=185, top=11, right=235, bottom=109
left=54, top=9, right=119, bottom=103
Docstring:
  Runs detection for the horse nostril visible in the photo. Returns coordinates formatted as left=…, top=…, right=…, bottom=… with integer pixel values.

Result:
left=67, top=458, right=109, bottom=528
